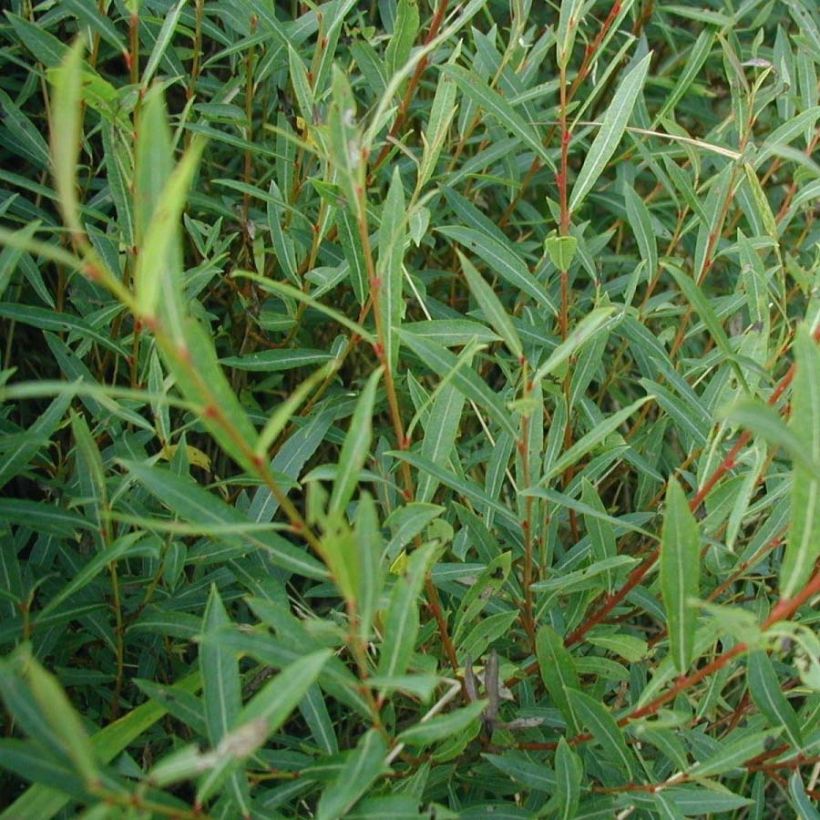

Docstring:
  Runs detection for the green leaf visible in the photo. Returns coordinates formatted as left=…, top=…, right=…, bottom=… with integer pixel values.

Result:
left=390, top=450, right=518, bottom=527
left=544, top=234, right=578, bottom=272
left=0, top=303, right=126, bottom=357
left=384, top=0, right=420, bottom=78
left=123, top=460, right=327, bottom=579
left=317, top=730, right=387, bottom=820
left=49, top=39, right=84, bottom=237
left=2, top=649, right=99, bottom=785
left=397, top=330, right=517, bottom=437
left=568, top=689, right=635, bottom=778
left=134, top=135, right=206, bottom=321
left=201, top=586, right=241, bottom=743
left=556, top=0, right=585, bottom=69
left=437, top=226, right=556, bottom=315
left=134, top=85, right=174, bottom=248
left=540, top=395, right=653, bottom=483
left=377, top=541, right=438, bottom=680
left=38, top=533, right=151, bottom=619
left=329, top=367, right=382, bottom=517
left=397, top=700, right=487, bottom=747
left=417, top=382, right=466, bottom=503
left=553, top=738, right=582, bottom=820
left=0, top=393, right=70, bottom=490
left=689, top=729, right=778, bottom=777
left=354, top=493, right=384, bottom=644
left=722, top=397, right=820, bottom=479
left=580, top=480, right=618, bottom=591
left=221, top=349, right=334, bottom=372
left=231, top=272, right=375, bottom=343
left=624, top=185, right=657, bottom=279
left=532, top=307, right=617, bottom=385
left=156, top=315, right=261, bottom=474
left=445, top=65, right=555, bottom=169
left=418, top=69, right=458, bottom=188
left=240, top=649, right=332, bottom=732
left=746, top=651, right=802, bottom=749
left=453, top=552, right=512, bottom=643
left=141, top=0, right=186, bottom=88
left=402, top=319, right=500, bottom=347
left=458, top=250, right=522, bottom=358
left=660, top=478, right=701, bottom=674
left=2, top=673, right=202, bottom=819
left=328, top=67, right=364, bottom=219
left=385, top=502, right=444, bottom=559
left=666, top=263, right=738, bottom=365
left=377, top=167, right=406, bottom=372
left=570, top=53, right=652, bottom=212
left=782, top=326, right=820, bottom=597
left=536, top=625, right=581, bottom=734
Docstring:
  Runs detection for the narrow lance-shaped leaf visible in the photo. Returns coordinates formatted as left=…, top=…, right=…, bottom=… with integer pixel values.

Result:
left=541, top=395, right=653, bottom=483
left=49, top=40, right=84, bottom=237
left=568, top=689, right=635, bottom=778
left=782, top=326, right=820, bottom=597
left=553, top=738, right=582, bottom=820
left=328, top=67, right=364, bottom=220
left=570, top=52, right=652, bottom=212
left=581, top=479, right=617, bottom=592
left=417, top=382, right=466, bottom=503
left=377, top=168, right=406, bottom=373
left=458, top=249, right=522, bottom=358
left=329, top=366, right=383, bottom=517
left=397, top=699, right=487, bottom=747
left=397, top=329, right=517, bottom=437
left=536, top=625, right=581, bottom=734
left=532, top=307, right=616, bottom=385
left=134, top=85, right=174, bottom=247
left=747, top=651, right=802, bottom=749
left=660, top=478, right=701, bottom=674
left=316, top=729, right=387, bottom=820
left=137, top=137, right=206, bottom=323
left=418, top=68, right=458, bottom=189
left=124, top=460, right=327, bottom=579
left=354, top=493, right=384, bottom=644
left=624, top=185, right=657, bottom=279
left=3, top=649, right=99, bottom=786
left=444, top=65, right=555, bottom=169
left=201, top=586, right=241, bottom=744
left=556, top=0, right=585, bottom=69
left=377, top=541, right=438, bottom=680
left=438, top=225, right=557, bottom=315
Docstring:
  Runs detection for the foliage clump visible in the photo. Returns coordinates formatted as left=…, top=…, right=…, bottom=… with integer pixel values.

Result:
left=0, top=0, right=818, bottom=817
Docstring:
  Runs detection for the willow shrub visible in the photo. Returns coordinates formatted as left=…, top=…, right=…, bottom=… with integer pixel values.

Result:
left=0, top=0, right=819, bottom=817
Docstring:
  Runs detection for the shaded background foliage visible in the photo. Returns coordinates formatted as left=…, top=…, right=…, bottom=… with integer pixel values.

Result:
left=0, top=0, right=819, bottom=817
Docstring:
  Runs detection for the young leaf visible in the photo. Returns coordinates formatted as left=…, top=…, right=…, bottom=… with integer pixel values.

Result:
left=49, top=40, right=84, bottom=237
left=660, top=478, right=701, bottom=674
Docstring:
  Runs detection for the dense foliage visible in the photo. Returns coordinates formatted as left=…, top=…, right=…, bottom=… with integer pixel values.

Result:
left=1, top=0, right=819, bottom=817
